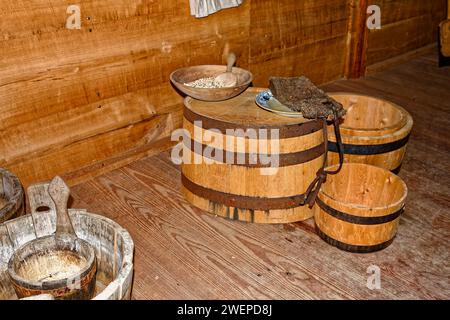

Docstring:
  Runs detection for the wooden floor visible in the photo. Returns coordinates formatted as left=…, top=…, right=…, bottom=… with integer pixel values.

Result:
left=71, top=53, right=450, bottom=300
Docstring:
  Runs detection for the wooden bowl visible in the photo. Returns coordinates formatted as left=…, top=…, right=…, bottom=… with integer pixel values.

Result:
left=8, top=234, right=97, bottom=300
left=314, top=163, right=407, bottom=253
left=170, top=65, right=253, bottom=101
left=0, top=168, right=24, bottom=223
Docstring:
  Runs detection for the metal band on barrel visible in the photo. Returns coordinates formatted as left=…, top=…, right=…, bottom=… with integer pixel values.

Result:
left=182, top=174, right=308, bottom=210
left=328, top=134, right=410, bottom=155
left=316, top=197, right=404, bottom=225
left=184, top=107, right=323, bottom=139
left=186, top=139, right=325, bottom=168
left=316, top=227, right=395, bottom=253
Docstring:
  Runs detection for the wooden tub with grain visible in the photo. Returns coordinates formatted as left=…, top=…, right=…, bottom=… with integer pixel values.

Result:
left=0, top=168, right=24, bottom=223
left=327, top=93, right=413, bottom=173
left=0, top=183, right=134, bottom=300
left=314, top=163, right=408, bottom=253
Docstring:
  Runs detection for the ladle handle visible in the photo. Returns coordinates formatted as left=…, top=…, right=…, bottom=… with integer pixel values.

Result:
left=48, top=176, right=75, bottom=236
left=226, top=53, right=236, bottom=73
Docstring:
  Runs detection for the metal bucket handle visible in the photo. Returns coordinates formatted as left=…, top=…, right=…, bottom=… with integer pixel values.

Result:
left=303, top=107, right=345, bottom=208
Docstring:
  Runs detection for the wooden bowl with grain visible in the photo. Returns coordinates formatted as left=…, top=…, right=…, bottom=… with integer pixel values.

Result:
left=170, top=65, right=253, bottom=101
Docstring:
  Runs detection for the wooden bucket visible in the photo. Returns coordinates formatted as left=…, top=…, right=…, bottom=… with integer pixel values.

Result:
left=181, top=88, right=326, bottom=223
left=0, top=168, right=24, bottom=223
left=8, top=234, right=97, bottom=300
left=0, top=183, right=134, bottom=300
left=327, top=93, right=413, bottom=173
left=314, top=163, right=408, bottom=253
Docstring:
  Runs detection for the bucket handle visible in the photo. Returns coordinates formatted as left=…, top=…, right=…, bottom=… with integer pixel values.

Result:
left=303, top=107, right=345, bottom=208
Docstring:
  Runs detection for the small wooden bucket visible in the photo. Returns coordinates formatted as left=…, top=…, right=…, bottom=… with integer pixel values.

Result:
left=8, top=235, right=97, bottom=300
left=314, top=163, right=408, bottom=253
left=0, top=168, right=24, bottom=223
left=327, top=93, right=413, bottom=174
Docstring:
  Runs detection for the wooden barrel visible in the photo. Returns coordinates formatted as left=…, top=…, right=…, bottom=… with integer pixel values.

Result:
left=180, top=88, right=326, bottom=223
left=0, top=168, right=24, bottom=223
left=314, top=163, right=408, bottom=253
left=327, top=93, right=413, bottom=174
left=0, top=182, right=134, bottom=300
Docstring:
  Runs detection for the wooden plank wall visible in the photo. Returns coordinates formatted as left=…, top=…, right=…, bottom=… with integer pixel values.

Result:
left=0, top=0, right=251, bottom=187
left=249, top=0, right=350, bottom=86
left=0, top=0, right=351, bottom=187
left=0, top=0, right=446, bottom=187
left=366, top=0, right=447, bottom=70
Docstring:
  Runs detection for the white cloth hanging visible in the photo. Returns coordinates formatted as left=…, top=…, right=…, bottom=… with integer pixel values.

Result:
left=190, top=0, right=243, bottom=18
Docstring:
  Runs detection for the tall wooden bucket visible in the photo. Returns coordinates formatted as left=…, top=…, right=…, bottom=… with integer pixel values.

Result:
left=0, top=168, right=24, bottom=223
left=314, top=163, right=408, bottom=253
left=180, top=88, right=326, bottom=223
left=327, top=93, right=413, bottom=173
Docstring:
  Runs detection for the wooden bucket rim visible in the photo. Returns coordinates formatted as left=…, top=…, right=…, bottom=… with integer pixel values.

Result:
left=328, top=92, right=413, bottom=134
left=327, top=109, right=413, bottom=144
left=319, top=163, right=408, bottom=212
left=7, top=235, right=96, bottom=290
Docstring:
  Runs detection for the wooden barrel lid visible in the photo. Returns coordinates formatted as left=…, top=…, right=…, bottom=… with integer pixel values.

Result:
left=184, top=88, right=322, bottom=138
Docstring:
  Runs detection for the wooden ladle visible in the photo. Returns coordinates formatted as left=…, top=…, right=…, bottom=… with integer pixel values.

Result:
left=214, top=52, right=238, bottom=87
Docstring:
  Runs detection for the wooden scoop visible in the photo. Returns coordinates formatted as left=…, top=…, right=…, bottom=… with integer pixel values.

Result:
left=48, top=176, right=76, bottom=237
left=214, top=53, right=238, bottom=87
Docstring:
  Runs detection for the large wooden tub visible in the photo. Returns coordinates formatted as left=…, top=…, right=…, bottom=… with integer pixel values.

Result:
left=0, top=183, right=134, bottom=300
left=181, top=88, right=326, bottom=223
